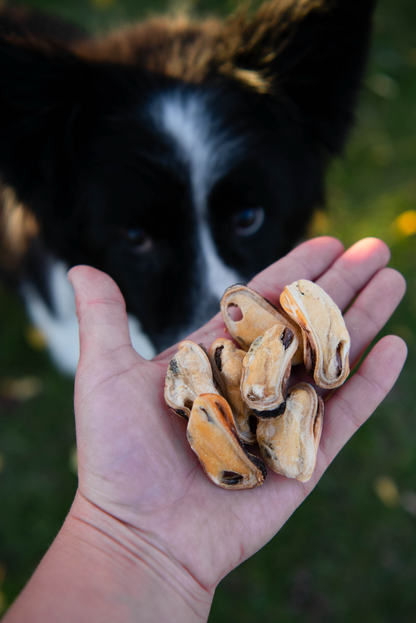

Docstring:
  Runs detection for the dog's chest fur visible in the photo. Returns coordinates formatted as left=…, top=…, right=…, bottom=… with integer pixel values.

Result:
left=0, top=1, right=376, bottom=373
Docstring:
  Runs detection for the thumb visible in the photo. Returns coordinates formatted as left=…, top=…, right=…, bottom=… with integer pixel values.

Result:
left=67, top=265, right=136, bottom=367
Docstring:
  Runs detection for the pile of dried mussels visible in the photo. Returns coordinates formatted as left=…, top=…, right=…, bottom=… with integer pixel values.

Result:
left=164, top=280, right=350, bottom=490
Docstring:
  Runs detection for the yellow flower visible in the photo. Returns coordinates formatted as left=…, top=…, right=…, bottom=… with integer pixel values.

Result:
left=394, top=210, right=416, bottom=237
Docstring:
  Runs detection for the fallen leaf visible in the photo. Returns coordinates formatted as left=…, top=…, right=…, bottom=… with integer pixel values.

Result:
left=0, top=377, right=43, bottom=401
left=374, top=476, right=400, bottom=508
left=69, top=444, right=78, bottom=475
left=25, top=325, right=47, bottom=351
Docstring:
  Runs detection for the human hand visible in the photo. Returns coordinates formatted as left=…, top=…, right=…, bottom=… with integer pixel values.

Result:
left=62, top=236, right=406, bottom=613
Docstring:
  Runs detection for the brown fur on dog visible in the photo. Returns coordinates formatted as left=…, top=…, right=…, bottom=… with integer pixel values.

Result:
left=74, top=0, right=327, bottom=93
left=0, top=183, right=38, bottom=279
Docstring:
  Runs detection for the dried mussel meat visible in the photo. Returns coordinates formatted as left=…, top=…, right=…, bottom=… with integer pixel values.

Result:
left=187, top=394, right=266, bottom=489
left=164, top=340, right=219, bottom=420
left=209, top=338, right=256, bottom=445
left=241, top=323, right=299, bottom=418
left=164, top=279, right=350, bottom=490
left=280, top=280, right=350, bottom=389
left=220, top=284, right=303, bottom=364
left=256, top=382, right=324, bottom=482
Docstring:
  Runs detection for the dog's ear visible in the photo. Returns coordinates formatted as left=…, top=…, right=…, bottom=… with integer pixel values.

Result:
left=216, top=0, right=376, bottom=154
left=0, top=36, right=96, bottom=220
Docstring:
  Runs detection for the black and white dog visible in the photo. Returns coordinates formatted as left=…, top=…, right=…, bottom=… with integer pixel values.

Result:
left=0, top=0, right=375, bottom=373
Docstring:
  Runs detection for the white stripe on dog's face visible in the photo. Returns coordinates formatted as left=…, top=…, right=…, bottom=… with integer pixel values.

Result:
left=151, top=90, right=242, bottom=209
left=198, top=220, right=240, bottom=300
left=150, top=90, right=242, bottom=300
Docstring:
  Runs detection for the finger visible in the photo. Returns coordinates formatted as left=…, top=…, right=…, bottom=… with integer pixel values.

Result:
left=249, top=236, right=344, bottom=305
left=316, top=237, right=391, bottom=311
left=316, top=335, right=408, bottom=478
left=346, top=267, right=407, bottom=367
left=202, top=237, right=388, bottom=351
left=68, top=265, right=138, bottom=366
left=155, top=236, right=344, bottom=362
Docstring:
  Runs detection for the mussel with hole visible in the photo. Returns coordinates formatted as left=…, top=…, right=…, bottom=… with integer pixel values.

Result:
left=220, top=284, right=303, bottom=364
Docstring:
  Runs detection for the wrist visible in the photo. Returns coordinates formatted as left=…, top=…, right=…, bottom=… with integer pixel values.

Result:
left=5, top=492, right=213, bottom=623
left=68, top=492, right=214, bottom=622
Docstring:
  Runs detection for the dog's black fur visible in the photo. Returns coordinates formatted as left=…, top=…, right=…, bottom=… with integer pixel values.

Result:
left=0, top=0, right=375, bottom=370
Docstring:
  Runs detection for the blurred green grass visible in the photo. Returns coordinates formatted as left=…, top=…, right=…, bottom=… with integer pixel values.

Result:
left=1, top=0, right=415, bottom=620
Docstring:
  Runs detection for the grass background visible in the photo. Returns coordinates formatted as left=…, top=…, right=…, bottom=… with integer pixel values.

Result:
left=0, top=0, right=415, bottom=620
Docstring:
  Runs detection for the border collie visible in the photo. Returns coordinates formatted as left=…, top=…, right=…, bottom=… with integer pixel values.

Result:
left=0, top=0, right=375, bottom=373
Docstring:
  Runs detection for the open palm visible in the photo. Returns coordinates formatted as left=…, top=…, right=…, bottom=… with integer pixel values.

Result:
left=68, top=236, right=407, bottom=598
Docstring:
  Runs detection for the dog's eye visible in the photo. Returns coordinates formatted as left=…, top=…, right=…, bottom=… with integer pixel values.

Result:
left=120, top=228, right=153, bottom=252
left=233, top=207, right=265, bottom=236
